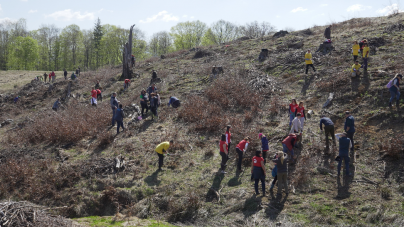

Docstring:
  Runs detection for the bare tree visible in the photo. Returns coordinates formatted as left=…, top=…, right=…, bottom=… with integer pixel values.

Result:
left=240, top=21, right=276, bottom=39
left=210, top=20, right=240, bottom=44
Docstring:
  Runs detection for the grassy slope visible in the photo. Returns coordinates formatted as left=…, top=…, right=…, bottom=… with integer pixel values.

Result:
left=1, top=14, right=404, bottom=227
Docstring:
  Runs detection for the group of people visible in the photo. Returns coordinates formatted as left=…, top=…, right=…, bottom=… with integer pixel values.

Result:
left=38, top=68, right=81, bottom=83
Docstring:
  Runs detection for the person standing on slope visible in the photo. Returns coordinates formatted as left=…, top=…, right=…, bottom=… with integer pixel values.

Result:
left=155, top=140, right=174, bottom=171
left=362, top=43, right=370, bottom=70
left=64, top=69, right=68, bottom=80
left=251, top=150, right=266, bottom=196
left=305, top=50, right=316, bottom=74
left=344, top=111, right=355, bottom=155
left=289, top=99, right=298, bottom=127
left=91, top=87, right=98, bottom=106
left=236, top=137, right=250, bottom=172
left=48, top=72, right=52, bottom=83
left=272, top=151, right=290, bottom=196
left=324, top=25, right=331, bottom=39
left=259, top=133, right=269, bottom=164
left=388, top=74, right=402, bottom=108
left=290, top=113, right=302, bottom=135
left=352, top=41, right=360, bottom=62
left=295, top=102, right=306, bottom=131
left=219, top=134, right=228, bottom=174
left=225, top=126, right=232, bottom=154
left=140, top=90, right=149, bottom=117
left=96, top=88, right=102, bottom=102
left=124, top=79, right=131, bottom=91
left=43, top=72, right=48, bottom=82
left=115, top=104, right=125, bottom=134
left=149, top=93, right=159, bottom=121
left=335, top=132, right=352, bottom=176
left=110, top=92, right=119, bottom=126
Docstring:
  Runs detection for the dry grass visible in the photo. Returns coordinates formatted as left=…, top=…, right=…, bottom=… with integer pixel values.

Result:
left=0, top=70, right=65, bottom=92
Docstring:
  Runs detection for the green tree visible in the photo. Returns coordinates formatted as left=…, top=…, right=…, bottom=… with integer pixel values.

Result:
left=170, top=21, right=207, bottom=50
left=7, top=36, right=38, bottom=70
left=93, top=18, right=103, bottom=68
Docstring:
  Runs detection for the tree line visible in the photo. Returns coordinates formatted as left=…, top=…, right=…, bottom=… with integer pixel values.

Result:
left=0, top=19, right=275, bottom=71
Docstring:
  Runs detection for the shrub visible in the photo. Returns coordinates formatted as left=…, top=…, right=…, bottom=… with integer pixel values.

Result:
left=381, top=138, right=404, bottom=158
left=167, top=192, right=201, bottom=222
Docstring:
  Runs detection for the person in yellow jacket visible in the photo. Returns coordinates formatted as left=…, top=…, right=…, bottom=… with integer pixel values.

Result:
left=352, top=41, right=360, bottom=62
left=305, top=50, right=316, bottom=74
left=351, top=60, right=362, bottom=77
left=362, top=43, right=370, bottom=70
left=155, top=140, right=173, bottom=171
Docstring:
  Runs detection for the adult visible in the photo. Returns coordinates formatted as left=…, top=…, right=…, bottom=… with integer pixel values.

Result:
left=351, top=61, right=362, bottom=77
left=148, top=83, right=158, bottom=96
left=259, top=133, right=269, bottom=163
left=91, top=87, right=97, bottom=106
left=43, top=72, right=47, bottom=82
left=388, top=74, right=402, bottom=108
left=76, top=68, right=79, bottom=77
left=352, top=41, right=360, bottom=62
left=52, top=98, right=61, bottom=111
left=167, top=96, right=181, bottom=108
left=51, top=71, right=56, bottom=83
left=155, top=140, right=173, bottom=171
left=152, top=70, right=157, bottom=79
left=219, top=134, right=228, bottom=174
left=95, top=80, right=101, bottom=89
left=140, top=90, right=149, bottom=117
left=48, top=72, right=52, bottom=82
left=110, top=92, right=119, bottom=126
left=290, top=113, right=302, bottom=135
left=64, top=69, right=68, bottom=80
left=289, top=99, right=298, bottom=127
left=320, top=115, right=336, bottom=148
left=251, top=150, right=266, bottom=196
left=324, top=25, right=331, bottom=39
left=150, top=93, right=159, bottom=121
left=282, top=133, right=297, bottom=162
left=305, top=50, right=316, bottom=74
left=335, top=132, right=352, bottom=176
left=96, top=88, right=102, bottom=102
left=295, top=102, right=306, bottom=131
left=272, top=151, right=289, bottom=196
left=131, top=55, right=135, bottom=68
left=78, top=67, right=81, bottom=76
left=124, top=79, right=131, bottom=91
left=71, top=72, right=76, bottom=80
left=362, top=43, right=370, bottom=70
left=225, top=125, right=232, bottom=154
left=359, top=39, right=367, bottom=51
left=115, top=104, right=125, bottom=134
left=236, top=137, right=250, bottom=172
left=270, top=154, right=277, bottom=190
left=344, top=111, right=355, bottom=154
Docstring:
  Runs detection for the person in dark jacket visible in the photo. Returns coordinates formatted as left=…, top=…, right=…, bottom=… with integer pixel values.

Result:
left=168, top=96, right=181, bottom=108
left=251, top=150, right=266, bottom=196
left=150, top=93, right=159, bottom=121
left=270, top=154, right=278, bottom=190
left=43, top=72, right=47, bottom=82
left=389, top=74, right=402, bottom=108
left=115, top=104, right=125, bottom=134
left=320, top=115, right=336, bottom=148
left=64, top=69, right=68, bottom=80
left=259, top=133, right=269, bottom=163
left=152, top=70, right=157, bottom=79
left=76, top=68, right=79, bottom=77
left=52, top=98, right=61, bottom=111
left=335, top=132, right=352, bottom=176
left=140, top=90, right=149, bottom=117
left=344, top=111, right=355, bottom=154
left=272, top=151, right=290, bottom=195
left=110, top=92, right=119, bottom=126
left=148, top=84, right=158, bottom=96
left=324, top=25, right=331, bottom=39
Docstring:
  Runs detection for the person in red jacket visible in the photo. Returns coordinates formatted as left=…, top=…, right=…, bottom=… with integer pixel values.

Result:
left=282, top=134, right=297, bottom=162
left=219, top=134, right=228, bottom=174
left=124, top=79, right=131, bottom=91
left=225, top=125, right=231, bottom=154
left=236, top=137, right=250, bottom=171
left=91, top=87, right=98, bottom=106
left=96, top=88, right=102, bottom=102
left=289, top=99, right=298, bottom=127
left=48, top=73, right=52, bottom=82
left=251, top=150, right=266, bottom=196
left=295, top=102, right=306, bottom=131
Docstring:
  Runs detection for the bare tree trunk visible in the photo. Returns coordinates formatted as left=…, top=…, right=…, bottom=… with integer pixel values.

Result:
left=122, top=24, right=135, bottom=80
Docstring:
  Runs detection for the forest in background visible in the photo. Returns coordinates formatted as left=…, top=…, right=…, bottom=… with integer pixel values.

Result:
left=0, top=18, right=276, bottom=72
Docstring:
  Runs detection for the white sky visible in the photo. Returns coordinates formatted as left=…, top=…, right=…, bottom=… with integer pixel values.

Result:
left=0, top=0, right=401, bottom=38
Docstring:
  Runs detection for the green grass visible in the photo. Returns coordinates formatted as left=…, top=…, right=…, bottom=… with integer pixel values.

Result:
left=76, top=216, right=125, bottom=227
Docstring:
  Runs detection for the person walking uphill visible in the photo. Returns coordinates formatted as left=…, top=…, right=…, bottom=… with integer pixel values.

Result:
left=305, top=50, right=316, bottom=74
left=219, top=134, right=228, bottom=174
left=344, top=111, right=355, bottom=154
left=236, top=137, right=250, bottom=172
left=259, top=133, right=269, bottom=163
left=290, top=113, right=302, bottom=136
left=387, top=74, right=402, bottom=108
left=289, top=99, right=298, bottom=127
left=352, top=41, right=360, bottom=62
left=96, top=88, right=102, bottom=102
left=91, top=87, right=97, bottom=106
left=251, top=150, right=266, bottom=196
left=324, top=25, right=331, bottom=39
left=320, top=115, right=336, bottom=148
left=155, top=140, right=173, bottom=171
left=115, top=104, right=125, bottom=134
left=335, top=132, right=352, bottom=176
left=110, top=92, right=119, bottom=126
left=272, top=151, right=290, bottom=196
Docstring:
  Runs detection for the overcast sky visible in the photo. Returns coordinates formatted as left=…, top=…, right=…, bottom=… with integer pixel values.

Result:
left=0, top=0, right=401, bottom=38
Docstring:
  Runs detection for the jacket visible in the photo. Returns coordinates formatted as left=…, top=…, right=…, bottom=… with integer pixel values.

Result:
left=344, top=115, right=355, bottom=133
left=282, top=134, right=297, bottom=151
left=289, top=117, right=302, bottom=134
left=352, top=44, right=360, bottom=55
left=320, top=117, right=334, bottom=130
left=148, top=86, right=157, bottom=95
left=351, top=64, right=361, bottom=72
left=110, top=96, right=118, bottom=110
left=261, top=136, right=269, bottom=151
left=305, top=53, right=313, bottom=65
left=273, top=153, right=289, bottom=173
left=114, top=108, right=124, bottom=122
left=324, top=27, right=331, bottom=39
left=338, top=137, right=350, bottom=156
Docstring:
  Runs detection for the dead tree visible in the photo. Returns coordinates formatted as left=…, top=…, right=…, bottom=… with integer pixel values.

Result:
left=122, top=24, right=136, bottom=80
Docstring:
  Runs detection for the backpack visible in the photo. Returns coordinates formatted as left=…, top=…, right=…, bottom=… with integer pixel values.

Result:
left=386, top=79, right=394, bottom=89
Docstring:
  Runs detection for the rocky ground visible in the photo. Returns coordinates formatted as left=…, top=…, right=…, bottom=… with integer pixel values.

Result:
left=1, top=14, right=404, bottom=227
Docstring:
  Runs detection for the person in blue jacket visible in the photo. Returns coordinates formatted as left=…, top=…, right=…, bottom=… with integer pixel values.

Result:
left=168, top=96, right=181, bottom=108
left=259, top=133, right=269, bottom=163
left=344, top=111, right=355, bottom=154
left=335, top=132, right=352, bottom=176
left=115, top=104, right=125, bottom=134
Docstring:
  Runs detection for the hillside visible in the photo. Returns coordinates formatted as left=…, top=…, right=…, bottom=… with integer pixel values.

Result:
left=1, top=14, right=404, bottom=227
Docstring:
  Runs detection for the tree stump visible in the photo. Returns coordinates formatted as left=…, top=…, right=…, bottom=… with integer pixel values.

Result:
left=121, top=24, right=136, bottom=81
